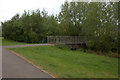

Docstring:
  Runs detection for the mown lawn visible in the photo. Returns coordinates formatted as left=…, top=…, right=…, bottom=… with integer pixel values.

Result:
left=10, top=46, right=118, bottom=78
left=0, top=37, right=2, bottom=46
left=2, top=39, right=33, bottom=46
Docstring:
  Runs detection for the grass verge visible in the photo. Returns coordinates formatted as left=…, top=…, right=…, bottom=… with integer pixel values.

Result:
left=2, top=39, right=34, bottom=46
left=10, top=46, right=118, bottom=78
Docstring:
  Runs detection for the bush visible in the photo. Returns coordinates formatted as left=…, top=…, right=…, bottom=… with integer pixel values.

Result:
left=86, top=35, right=118, bottom=52
left=55, top=44, right=70, bottom=50
left=2, top=10, right=59, bottom=43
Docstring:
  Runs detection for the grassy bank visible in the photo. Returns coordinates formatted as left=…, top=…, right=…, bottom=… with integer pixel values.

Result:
left=2, top=38, right=36, bottom=46
left=10, top=46, right=118, bottom=78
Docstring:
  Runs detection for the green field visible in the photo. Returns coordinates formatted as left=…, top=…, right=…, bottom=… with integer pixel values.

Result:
left=10, top=46, right=118, bottom=78
left=2, top=39, right=33, bottom=46
left=0, top=37, right=3, bottom=46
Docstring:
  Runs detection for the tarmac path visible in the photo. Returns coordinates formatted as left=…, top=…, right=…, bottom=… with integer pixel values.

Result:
left=3, top=44, right=55, bottom=48
left=2, top=44, right=55, bottom=78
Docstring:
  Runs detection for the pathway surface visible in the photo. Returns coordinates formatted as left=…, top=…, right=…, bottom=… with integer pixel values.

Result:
left=3, top=44, right=55, bottom=48
left=2, top=44, right=55, bottom=78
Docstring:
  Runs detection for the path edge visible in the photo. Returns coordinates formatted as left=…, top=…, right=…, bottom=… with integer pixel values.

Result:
left=6, top=48, right=56, bottom=78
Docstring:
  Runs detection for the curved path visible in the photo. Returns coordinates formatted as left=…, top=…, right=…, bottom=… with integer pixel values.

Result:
left=3, top=44, right=55, bottom=48
left=2, top=44, right=55, bottom=78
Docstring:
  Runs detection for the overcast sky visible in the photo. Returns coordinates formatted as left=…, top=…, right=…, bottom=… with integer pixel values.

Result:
left=0, top=0, right=65, bottom=23
left=0, top=0, right=119, bottom=24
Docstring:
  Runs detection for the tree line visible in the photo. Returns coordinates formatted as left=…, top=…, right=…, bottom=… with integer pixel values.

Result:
left=1, top=1, right=119, bottom=52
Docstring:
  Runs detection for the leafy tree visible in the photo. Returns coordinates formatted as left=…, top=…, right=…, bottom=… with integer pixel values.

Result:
left=1, top=1, right=118, bottom=52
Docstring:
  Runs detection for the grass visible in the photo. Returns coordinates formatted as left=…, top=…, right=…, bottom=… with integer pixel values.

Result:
left=2, top=38, right=35, bottom=46
left=0, top=37, right=2, bottom=46
left=10, top=46, right=118, bottom=78
left=78, top=48, right=119, bottom=58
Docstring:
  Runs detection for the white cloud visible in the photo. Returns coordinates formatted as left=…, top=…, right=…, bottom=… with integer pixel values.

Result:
left=0, top=0, right=65, bottom=22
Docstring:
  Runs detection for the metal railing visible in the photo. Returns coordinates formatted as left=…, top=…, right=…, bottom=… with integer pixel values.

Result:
left=47, top=36, right=87, bottom=44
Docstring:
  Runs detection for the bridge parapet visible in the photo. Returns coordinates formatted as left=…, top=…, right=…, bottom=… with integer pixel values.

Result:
left=47, top=36, right=87, bottom=44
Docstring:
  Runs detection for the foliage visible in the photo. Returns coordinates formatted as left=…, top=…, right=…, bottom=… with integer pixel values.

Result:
left=56, top=44, right=69, bottom=50
left=84, top=2, right=118, bottom=52
left=58, top=1, right=118, bottom=52
left=1, top=1, right=118, bottom=52
left=2, top=9, right=59, bottom=43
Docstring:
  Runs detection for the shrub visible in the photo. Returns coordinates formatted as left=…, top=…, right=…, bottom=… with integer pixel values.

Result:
left=55, top=44, right=70, bottom=50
